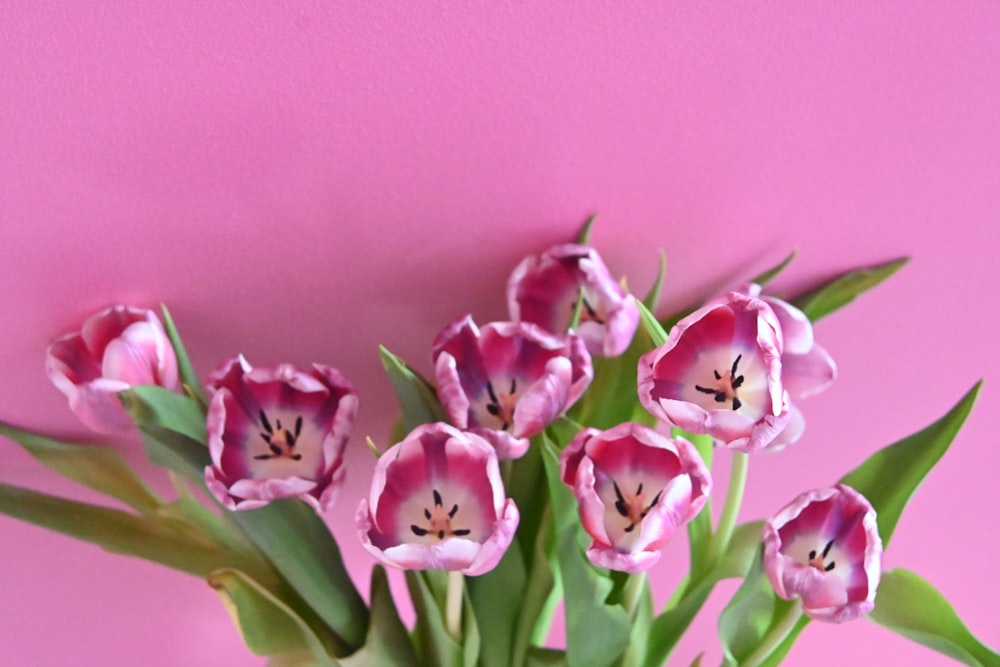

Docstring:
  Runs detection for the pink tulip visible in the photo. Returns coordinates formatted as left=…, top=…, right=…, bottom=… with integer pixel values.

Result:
left=508, top=243, right=640, bottom=357
left=46, top=305, right=180, bottom=433
left=561, top=423, right=711, bottom=572
left=637, top=292, right=790, bottom=452
left=204, top=356, right=357, bottom=512
left=357, top=422, right=519, bottom=575
left=763, top=484, right=882, bottom=622
left=433, top=315, right=593, bottom=459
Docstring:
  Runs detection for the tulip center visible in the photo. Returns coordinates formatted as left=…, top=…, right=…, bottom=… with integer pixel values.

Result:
left=612, top=480, right=663, bottom=533
left=694, top=353, right=746, bottom=411
left=255, top=410, right=303, bottom=461
left=410, top=489, right=472, bottom=540
left=807, top=539, right=837, bottom=572
left=485, top=379, right=519, bottom=431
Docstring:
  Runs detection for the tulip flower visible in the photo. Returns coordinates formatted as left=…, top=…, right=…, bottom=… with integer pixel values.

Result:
left=561, top=423, right=711, bottom=572
left=433, top=315, right=593, bottom=459
left=357, top=422, right=519, bottom=575
left=763, top=484, right=882, bottom=623
left=46, top=305, right=180, bottom=433
left=508, top=243, right=640, bottom=357
left=637, top=292, right=790, bottom=452
left=204, top=356, right=357, bottom=512
left=739, top=284, right=837, bottom=449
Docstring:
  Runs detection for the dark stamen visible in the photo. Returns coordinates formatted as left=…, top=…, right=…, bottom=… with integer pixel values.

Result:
left=486, top=382, right=500, bottom=404
left=269, top=443, right=282, bottom=456
left=260, top=431, right=272, bottom=443
left=809, top=549, right=817, bottom=560
left=825, top=562, right=836, bottom=571
left=433, top=489, right=443, bottom=507
left=259, top=410, right=271, bottom=432
left=732, top=397, right=742, bottom=411
left=453, top=529, right=471, bottom=536
left=411, top=525, right=428, bottom=536
left=510, top=378, right=517, bottom=394
left=449, top=504, right=459, bottom=518
left=731, top=354, right=742, bottom=376
left=731, top=375, right=745, bottom=389
left=424, top=508, right=432, bottom=520
left=613, top=481, right=629, bottom=518
left=438, top=530, right=445, bottom=539
left=714, top=393, right=727, bottom=403
left=714, top=370, right=722, bottom=380
left=695, top=385, right=717, bottom=395
left=253, top=454, right=271, bottom=460
left=822, top=539, right=834, bottom=557
left=486, top=403, right=500, bottom=416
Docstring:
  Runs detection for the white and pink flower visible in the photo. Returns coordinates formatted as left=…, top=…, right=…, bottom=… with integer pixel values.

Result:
left=432, top=315, right=592, bottom=459
left=561, top=423, right=711, bottom=572
left=508, top=243, right=640, bottom=357
left=763, top=484, right=882, bottom=623
left=46, top=305, right=180, bottom=433
left=357, top=423, right=519, bottom=576
left=637, top=292, right=790, bottom=452
left=204, top=355, right=357, bottom=512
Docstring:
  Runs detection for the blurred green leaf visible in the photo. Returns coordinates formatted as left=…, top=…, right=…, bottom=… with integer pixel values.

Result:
left=715, top=520, right=764, bottom=579
left=379, top=345, right=447, bottom=435
left=572, top=321, right=656, bottom=430
left=136, top=424, right=210, bottom=483
left=680, top=431, right=714, bottom=580
left=234, top=500, right=369, bottom=653
left=467, top=538, right=526, bottom=667
left=791, top=257, right=908, bottom=322
left=756, top=615, right=810, bottom=667
left=122, top=385, right=206, bottom=444
left=718, top=549, right=789, bottom=666
left=636, top=301, right=668, bottom=347
left=576, top=214, right=597, bottom=244
left=340, top=567, right=418, bottom=667
left=209, top=569, right=339, bottom=664
left=160, top=304, right=208, bottom=406
left=541, top=435, right=630, bottom=667
left=526, top=647, right=567, bottom=667
left=642, top=250, right=667, bottom=310
left=839, top=381, right=981, bottom=547
left=406, top=570, right=463, bottom=667
left=749, top=250, right=796, bottom=288
left=870, top=569, right=1000, bottom=667
left=0, top=421, right=160, bottom=512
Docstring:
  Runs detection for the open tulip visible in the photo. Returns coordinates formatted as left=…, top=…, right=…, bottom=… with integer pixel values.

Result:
left=561, top=422, right=711, bottom=572
left=763, top=484, right=882, bottom=623
left=46, top=305, right=180, bottom=433
left=433, top=315, right=592, bottom=459
left=637, top=292, right=790, bottom=452
left=508, top=243, right=640, bottom=357
left=357, top=422, right=519, bottom=575
left=204, top=355, right=357, bottom=512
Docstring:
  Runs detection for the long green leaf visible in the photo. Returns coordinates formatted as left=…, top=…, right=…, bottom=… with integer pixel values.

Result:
left=642, top=250, right=667, bottom=310
left=234, top=500, right=369, bottom=652
left=718, top=549, right=785, bottom=665
left=122, top=385, right=207, bottom=443
left=0, top=421, right=160, bottom=512
left=839, top=381, right=981, bottom=546
left=209, top=568, right=339, bottom=665
left=749, top=250, right=796, bottom=288
left=467, top=539, right=526, bottom=667
left=791, top=257, right=908, bottom=322
left=636, top=301, right=668, bottom=347
left=378, top=345, right=447, bottom=434
left=406, top=570, right=463, bottom=667
left=137, top=424, right=210, bottom=483
left=870, top=569, right=1000, bottom=667
left=340, top=567, right=418, bottom=667
left=576, top=214, right=597, bottom=244
left=160, top=304, right=208, bottom=406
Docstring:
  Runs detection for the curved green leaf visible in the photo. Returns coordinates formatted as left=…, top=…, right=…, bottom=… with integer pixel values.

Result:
left=576, top=214, right=597, bottom=244
left=749, top=250, right=796, bottom=288
left=642, top=250, right=667, bottom=310
left=792, top=257, right=908, bottom=322
left=379, top=345, right=447, bottom=434
left=870, top=569, right=1000, bottom=667
left=636, top=301, right=668, bottom=347
left=159, top=304, right=208, bottom=406
left=839, top=381, right=981, bottom=546
left=121, top=385, right=207, bottom=443
left=340, top=567, right=418, bottom=667
left=406, top=570, right=463, bottom=667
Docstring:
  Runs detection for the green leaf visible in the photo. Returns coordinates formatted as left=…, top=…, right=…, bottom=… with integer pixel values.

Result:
left=121, top=385, right=207, bottom=444
left=680, top=431, right=714, bottom=579
left=636, top=301, right=668, bottom=347
left=715, top=520, right=764, bottom=579
left=467, top=538, right=526, bottom=667
left=576, top=214, right=597, bottom=244
left=378, top=345, right=447, bottom=434
left=526, top=647, right=567, bottom=667
left=755, top=615, right=809, bottom=667
left=869, top=569, right=1000, bottom=667
left=159, top=304, right=208, bottom=406
left=0, top=482, right=240, bottom=576
left=340, top=566, right=418, bottom=667
left=791, top=257, right=908, bottom=322
left=0, top=421, right=160, bottom=512
left=839, top=381, right=981, bottom=546
left=234, top=500, right=369, bottom=652
left=718, top=549, right=785, bottom=665
left=540, top=435, right=630, bottom=667
left=406, top=570, right=463, bottom=667
left=209, top=569, right=339, bottom=664
left=642, top=250, right=667, bottom=310
left=749, top=250, right=796, bottom=287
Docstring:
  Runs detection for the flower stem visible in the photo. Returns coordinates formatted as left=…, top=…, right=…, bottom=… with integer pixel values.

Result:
left=446, top=570, right=464, bottom=642
left=706, top=452, right=748, bottom=566
left=742, top=602, right=803, bottom=667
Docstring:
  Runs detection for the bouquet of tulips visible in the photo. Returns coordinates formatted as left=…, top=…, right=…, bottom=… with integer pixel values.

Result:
left=1, top=218, right=995, bottom=667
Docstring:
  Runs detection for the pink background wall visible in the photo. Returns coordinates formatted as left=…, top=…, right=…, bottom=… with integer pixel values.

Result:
left=2, top=3, right=998, bottom=665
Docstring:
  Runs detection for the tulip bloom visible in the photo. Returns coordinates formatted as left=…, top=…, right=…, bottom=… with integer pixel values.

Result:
left=561, top=423, right=711, bottom=572
left=204, top=356, right=357, bottom=512
left=763, top=484, right=882, bottom=623
left=46, top=305, right=180, bottom=433
left=433, top=315, right=593, bottom=459
left=637, top=292, right=790, bottom=452
left=357, top=423, right=519, bottom=575
left=508, top=243, right=640, bottom=357
left=739, top=284, right=837, bottom=448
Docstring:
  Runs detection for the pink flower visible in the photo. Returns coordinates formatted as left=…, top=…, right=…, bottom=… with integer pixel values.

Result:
left=432, top=315, right=593, bottom=459
left=46, top=305, right=180, bottom=433
left=204, top=356, right=357, bottom=512
left=357, top=423, right=519, bottom=575
left=561, top=423, right=711, bottom=572
left=508, top=243, right=640, bottom=357
left=637, top=292, right=790, bottom=452
left=763, top=484, right=882, bottom=623
left=740, top=284, right=837, bottom=448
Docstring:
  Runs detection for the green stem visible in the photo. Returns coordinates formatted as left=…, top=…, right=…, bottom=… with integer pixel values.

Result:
left=446, top=570, right=464, bottom=642
left=705, top=452, right=748, bottom=566
left=742, top=603, right=803, bottom=667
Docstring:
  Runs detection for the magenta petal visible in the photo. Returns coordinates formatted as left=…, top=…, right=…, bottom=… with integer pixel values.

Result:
left=782, top=343, right=837, bottom=400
